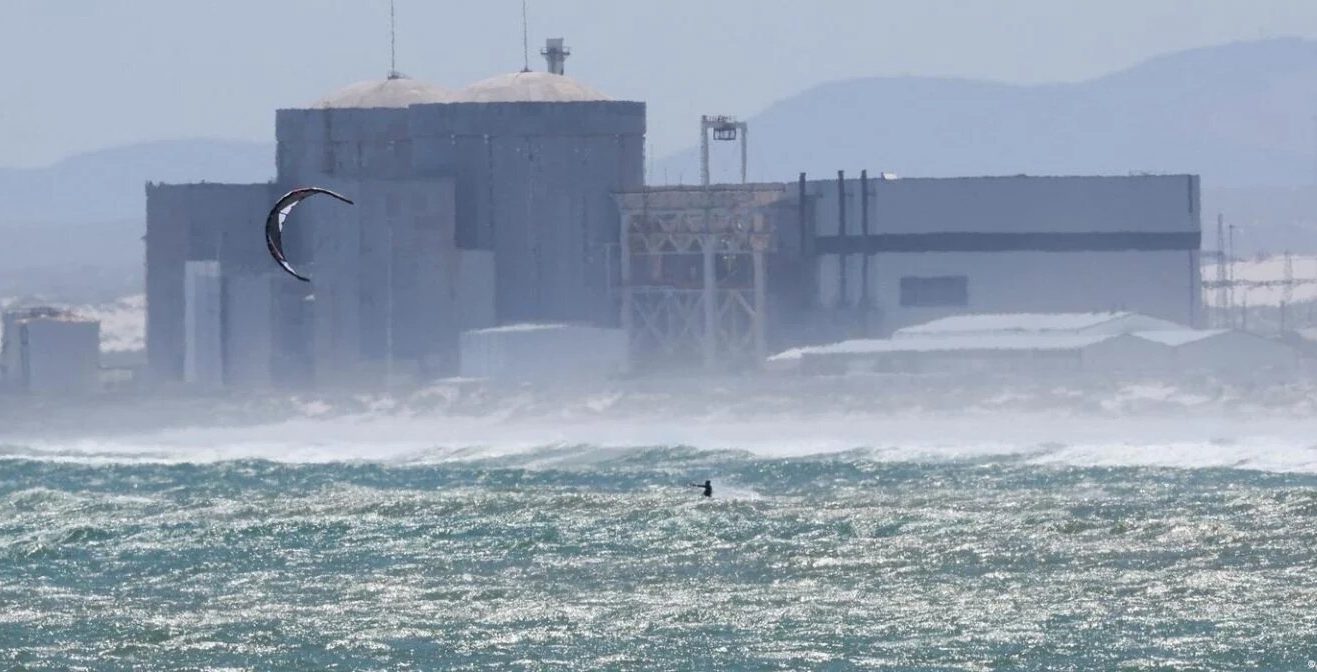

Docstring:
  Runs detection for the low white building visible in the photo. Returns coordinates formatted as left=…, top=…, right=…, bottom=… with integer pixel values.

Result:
left=459, top=324, right=627, bottom=382
left=772, top=312, right=1296, bottom=378
left=1, top=307, right=100, bottom=394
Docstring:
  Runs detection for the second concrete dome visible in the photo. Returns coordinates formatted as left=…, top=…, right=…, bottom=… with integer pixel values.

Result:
left=455, top=71, right=611, bottom=103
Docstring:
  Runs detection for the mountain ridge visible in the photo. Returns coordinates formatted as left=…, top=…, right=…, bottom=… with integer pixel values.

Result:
left=658, top=37, right=1317, bottom=188
left=0, top=138, right=273, bottom=226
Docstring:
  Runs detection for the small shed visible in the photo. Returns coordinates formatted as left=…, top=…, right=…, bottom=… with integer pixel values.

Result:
left=1, top=307, right=100, bottom=394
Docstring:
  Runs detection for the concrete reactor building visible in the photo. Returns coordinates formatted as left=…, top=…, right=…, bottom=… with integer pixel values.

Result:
left=146, top=40, right=644, bottom=388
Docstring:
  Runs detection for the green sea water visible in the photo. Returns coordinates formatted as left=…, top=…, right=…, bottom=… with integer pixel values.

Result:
left=1, top=449, right=1315, bottom=670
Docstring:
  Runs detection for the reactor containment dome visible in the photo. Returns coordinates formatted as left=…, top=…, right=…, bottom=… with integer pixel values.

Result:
left=456, top=71, right=611, bottom=103
left=312, top=75, right=454, bottom=109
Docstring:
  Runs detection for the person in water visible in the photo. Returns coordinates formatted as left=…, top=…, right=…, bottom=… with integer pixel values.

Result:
left=689, top=480, right=713, bottom=498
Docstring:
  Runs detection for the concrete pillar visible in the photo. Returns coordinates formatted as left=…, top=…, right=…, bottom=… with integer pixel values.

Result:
left=837, top=170, right=847, bottom=308
left=620, top=205, right=634, bottom=371
left=702, top=235, right=717, bottom=369
left=860, top=169, right=871, bottom=334
left=700, top=117, right=710, bottom=187
left=753, top=249, right=767, bottom=363
left=184, top=260, right=223, bottom=387
left=740, top=124, right=748, bottom=184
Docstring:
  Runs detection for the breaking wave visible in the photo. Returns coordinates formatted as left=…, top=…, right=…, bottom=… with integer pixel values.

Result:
left=5, top=406, right=1317, bottom=474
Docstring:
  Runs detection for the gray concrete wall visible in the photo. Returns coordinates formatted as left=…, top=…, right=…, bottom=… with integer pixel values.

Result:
left=457, top=250, right=497, bottom=332
left=276, top=108, right=421, bottom=182
left=145, top=182, right=275, bottom=383
left=303, top=175, right=467, bottom=385
left=409, top=101, right=646, bottom=326
left=276, top=100, right=645, bottom=329
left=223, top=272, right=278, bottom=389
left=183, top=261, right=223, bottom=387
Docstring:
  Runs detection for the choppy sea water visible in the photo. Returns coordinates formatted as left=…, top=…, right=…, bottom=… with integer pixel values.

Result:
left=2, top=440, right=1316, bottom=670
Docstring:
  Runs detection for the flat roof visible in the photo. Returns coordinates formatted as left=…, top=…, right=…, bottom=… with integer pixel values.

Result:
left=1133, top=329, right=1230, bottom=346
left=895, top=312, right=1139, bottom=336
left=771, top=333, right=1121, bottom=362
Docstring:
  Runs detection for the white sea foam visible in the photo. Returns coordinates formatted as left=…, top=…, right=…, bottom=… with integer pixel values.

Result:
left=6, top=408, right=1317, bottom=474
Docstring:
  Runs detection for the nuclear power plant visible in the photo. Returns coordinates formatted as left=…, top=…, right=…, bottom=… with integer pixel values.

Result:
left=143, top=39, right=1205, bottom=390
left=148, top=40, right=643, bottom=388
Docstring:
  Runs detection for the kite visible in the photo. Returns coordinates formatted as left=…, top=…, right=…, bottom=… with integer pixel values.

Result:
left=264, top=187, right=354, bottom=282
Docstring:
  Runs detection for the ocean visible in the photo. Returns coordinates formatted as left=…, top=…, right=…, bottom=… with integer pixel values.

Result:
left=1, top=407, right=1316, bottom=669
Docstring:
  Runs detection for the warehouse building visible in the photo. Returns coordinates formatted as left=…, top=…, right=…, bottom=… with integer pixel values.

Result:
left=769, top=312, right=1291, bottom=379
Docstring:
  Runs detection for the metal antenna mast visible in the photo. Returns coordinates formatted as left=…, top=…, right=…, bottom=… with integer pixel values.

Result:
left=1215, top=214, right=1228, bottom=326
left=1282, top=250, right=1294, bottom=333
left=521, top=0, right=531, bottom=72
left=1228, top=223, right=1240, bottom=328
left=388, top=0, right=399, bottom=78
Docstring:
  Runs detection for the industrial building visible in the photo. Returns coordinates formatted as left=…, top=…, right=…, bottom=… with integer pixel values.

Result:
left=616, top=173, right=1202, bottom=370
left=146, top=41, right=643, bottom=388
left=1, top=307, right=101, bottom=394
left=769, top=312, right=1292, bottom=378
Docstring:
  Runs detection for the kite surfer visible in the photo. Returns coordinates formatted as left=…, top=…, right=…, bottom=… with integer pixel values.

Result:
left=689, top=480, right=713, bottom=498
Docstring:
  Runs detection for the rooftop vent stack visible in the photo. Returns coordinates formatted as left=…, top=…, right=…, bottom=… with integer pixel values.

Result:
left=542, top=38, right=570, bottom=75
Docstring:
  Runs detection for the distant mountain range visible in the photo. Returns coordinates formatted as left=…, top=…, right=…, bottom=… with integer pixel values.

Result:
left=6, top=38, right=1317, bottom=301
left=0, top=138, right=272, bottom=225
left=0, top=139, right=271, bottom=300
left=658, top=37, right=1317, bottom=188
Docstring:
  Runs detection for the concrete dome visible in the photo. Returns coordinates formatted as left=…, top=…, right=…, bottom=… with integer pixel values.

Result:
left=312, top=75, right=453, bottom=109
left=455, top=71, right=611, bottom=103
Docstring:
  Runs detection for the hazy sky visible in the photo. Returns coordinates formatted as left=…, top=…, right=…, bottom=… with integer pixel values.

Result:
left=4, top=0, right=1317, bottom=167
